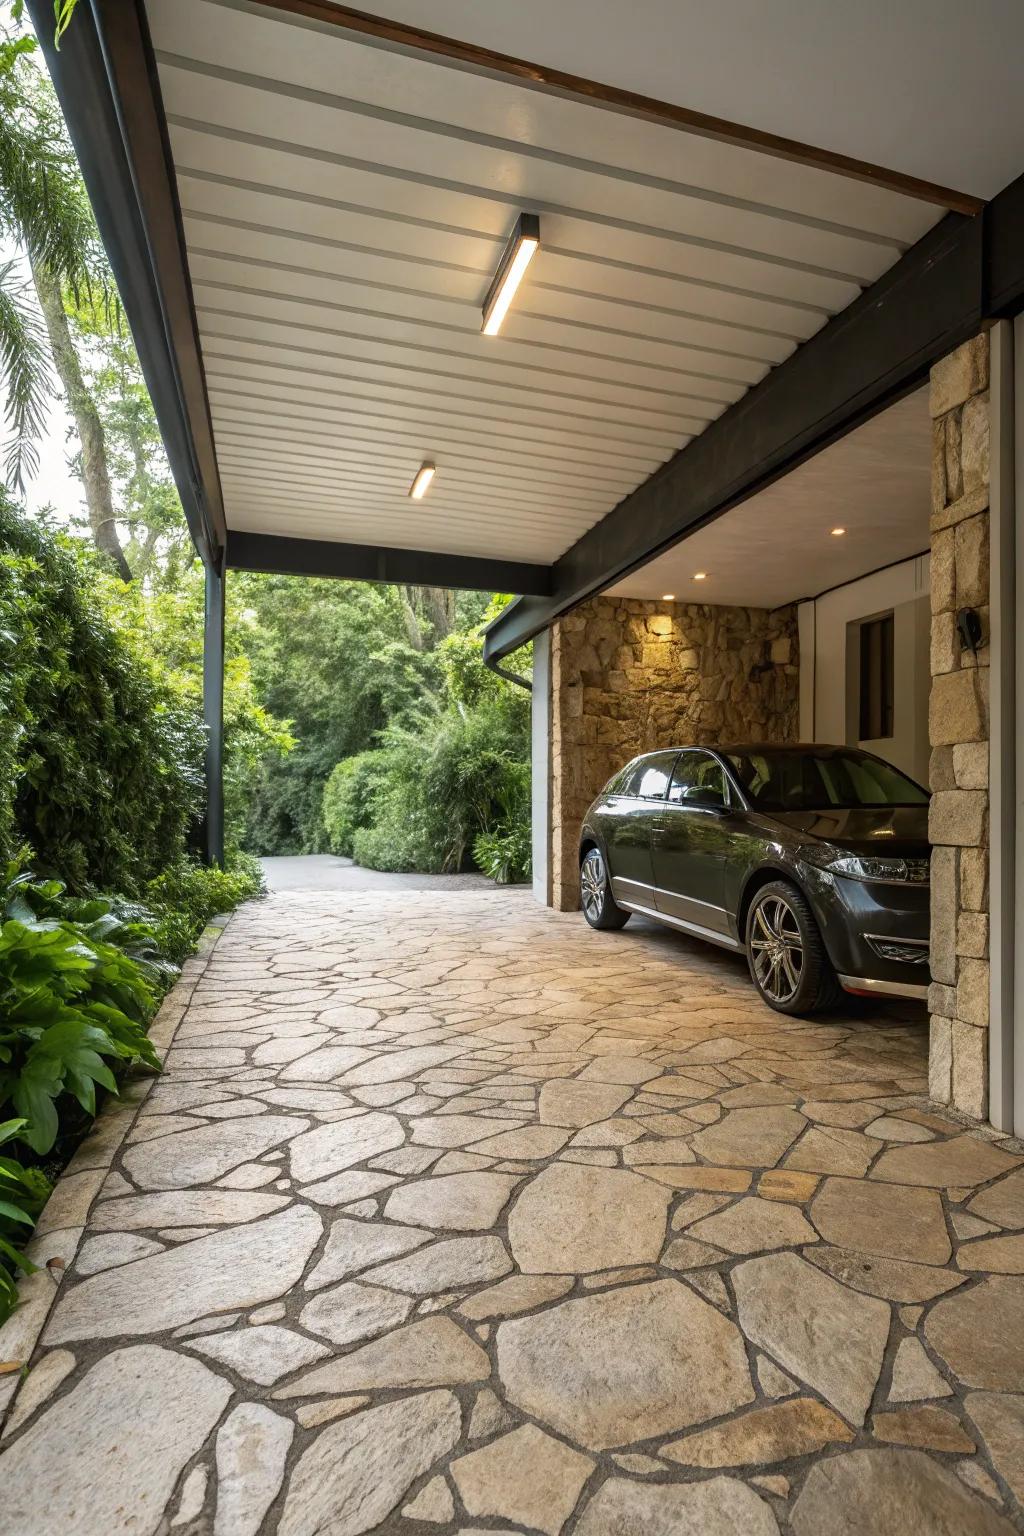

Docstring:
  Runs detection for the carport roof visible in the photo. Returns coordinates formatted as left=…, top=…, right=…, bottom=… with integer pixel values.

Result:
left=28, top=1, right=1024, bottom=617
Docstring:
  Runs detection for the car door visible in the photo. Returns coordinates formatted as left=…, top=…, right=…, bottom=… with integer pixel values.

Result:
left=604, top=751, right=678, bottom=908
left=651, top=751, right=734, bottom=937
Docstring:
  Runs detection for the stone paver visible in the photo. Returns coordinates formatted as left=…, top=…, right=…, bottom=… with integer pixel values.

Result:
left=1, top=886, right=1021, bottom=1535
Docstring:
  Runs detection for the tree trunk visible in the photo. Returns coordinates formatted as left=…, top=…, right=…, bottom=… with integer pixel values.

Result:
left=31, top=260, right=132, bottom=581
left=417, top=586, right=455, bottom=646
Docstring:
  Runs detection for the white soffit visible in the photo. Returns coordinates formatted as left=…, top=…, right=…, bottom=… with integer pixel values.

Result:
left=148, top=0, right=947, bottom=565
left=379, top=0, right=1024, bottom=201
left=608, top=389, right=931, bottom=610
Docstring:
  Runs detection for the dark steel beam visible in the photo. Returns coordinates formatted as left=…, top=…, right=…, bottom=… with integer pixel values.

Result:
left=27, top=0, right=226, bottom=566
left=203, top=560, right=226, bottom=868
left=225, top=530, right=553, bottom=596
left=484, top=209, right=986, bottom=661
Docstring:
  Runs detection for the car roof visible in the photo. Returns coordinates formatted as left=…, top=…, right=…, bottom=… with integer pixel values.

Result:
left=633, top=743, right=850, bottom=757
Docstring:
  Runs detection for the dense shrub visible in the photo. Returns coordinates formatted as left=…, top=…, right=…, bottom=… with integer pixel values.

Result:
left=348, top=690, right=531, bottom=876
left=322, top=751, right=385, bottom=857
left=143, top=852, right=265, bottom=964
left=0, top=494, right=204, bottom=892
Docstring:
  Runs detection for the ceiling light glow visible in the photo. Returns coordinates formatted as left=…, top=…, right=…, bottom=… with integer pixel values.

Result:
left=831, top=526, right=846, bottom=536
left=693, top=571, right=707, bottom=581
left=408, top=462, right=436, bottom=500
left=482, top=213, right=540, bottom=336
left=662, top=593, right=676, bottom=601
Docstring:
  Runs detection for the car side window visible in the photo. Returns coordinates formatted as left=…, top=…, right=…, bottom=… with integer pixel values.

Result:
left=668, top=751, right=729, bottom=808
left=620, top=751, right=677, bottom=799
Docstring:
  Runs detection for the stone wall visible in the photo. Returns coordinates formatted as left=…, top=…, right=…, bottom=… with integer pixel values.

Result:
left=927, top=333, right=991, bottom=1119
left=550, top=596, right=799, bottom=910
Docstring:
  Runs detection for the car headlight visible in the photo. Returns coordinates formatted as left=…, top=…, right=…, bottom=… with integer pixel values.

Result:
left=796, top=847, right=930, bottom=884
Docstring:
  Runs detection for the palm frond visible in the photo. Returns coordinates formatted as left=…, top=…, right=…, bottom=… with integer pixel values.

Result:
left=0, top=35, right=111, bottom=300
left=0, top=260, right=54, bottom=493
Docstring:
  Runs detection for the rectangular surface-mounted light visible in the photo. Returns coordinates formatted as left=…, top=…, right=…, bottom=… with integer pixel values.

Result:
left=408, top=462, right=436, bottom=500
left=481, top=213, right=540, bottom=336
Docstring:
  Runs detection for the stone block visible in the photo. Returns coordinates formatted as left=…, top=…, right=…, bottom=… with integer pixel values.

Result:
left=960, top=847, right=989, bottom=912
left=951, top=1019, right=987, bottom=1120
left=954, top=513, right=989, bottom=608
left=928, top=846, right=958, bottom=986
left=929, top=669, right=986, bottom=747
left=929, top=527, right=956, bottom=614
left=930, top=418, right=947, bottom=514
left=943, top=409, right=963, bottom=503
left=647, top=614, right=672, bottom=636
left=770, top=637, right=792, bottom=664
left=929, top=611, right=959, bottom=677
left=677, top=648, right=699, bottom=671
left=957, top=957, right=990, bottom=1027
left=957, top=911, right=989, bottom=959
left=930, top=485, right=990, bottom=534
left=960, top=390, right=990, bottom=494
left=928, top=982, right=956, bottom=1020
left=928, top=1015, right=952, bottom=1104
left=928, top=747, right=956, bottom=792
left=929, top=789, right=987, bottom=848
left=929, top=333, right=988, bottom=418
left=952, top=741, right=988, bottom=790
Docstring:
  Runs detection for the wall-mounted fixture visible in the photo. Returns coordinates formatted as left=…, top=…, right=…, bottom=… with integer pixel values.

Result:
left=956, top=606, right=983, bottom=657
left=481, top=213, right=540, bottom=336
left=408, top=462, right=436, bottom=500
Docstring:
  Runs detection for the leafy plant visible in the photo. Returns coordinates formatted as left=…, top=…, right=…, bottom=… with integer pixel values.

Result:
left=143, top=853, right=264, bottom=965
left=473, top=821, right=532, bottom=885
left=0, top=865, right=159, bottom=1155
left=0, top=1117, right=50, bottom=1320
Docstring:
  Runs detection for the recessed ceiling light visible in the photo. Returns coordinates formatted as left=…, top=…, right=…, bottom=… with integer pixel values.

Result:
left=408, top=462, right=436, bottom=500
left=662, top=593, right=676, bottom=601
left=481, top=213, right=540, bottom=336
left=693, top=571, right=707, bottom=581
left=831, top=526, right=846, bottom=536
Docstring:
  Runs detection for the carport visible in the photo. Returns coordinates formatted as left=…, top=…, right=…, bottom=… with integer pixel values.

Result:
left=31, top=0, right=1024, bottom=1131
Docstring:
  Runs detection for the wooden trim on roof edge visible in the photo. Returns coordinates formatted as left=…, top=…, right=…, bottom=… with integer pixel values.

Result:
left=249, top=0, right=984, bottom=216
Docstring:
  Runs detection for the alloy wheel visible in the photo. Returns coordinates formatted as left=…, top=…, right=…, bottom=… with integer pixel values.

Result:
left=750, top=893, right=804, bottom=1004
left=580, top=848, right=607, bottom=923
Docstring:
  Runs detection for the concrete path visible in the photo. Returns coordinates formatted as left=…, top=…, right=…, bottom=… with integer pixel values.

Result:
left=261, top=854, right=492, bottom=893
left=2, top=886, right=1023, bottom=1534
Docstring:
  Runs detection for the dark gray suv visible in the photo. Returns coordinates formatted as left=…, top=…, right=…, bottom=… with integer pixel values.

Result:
left=578, top=743, right=931, bottom=1015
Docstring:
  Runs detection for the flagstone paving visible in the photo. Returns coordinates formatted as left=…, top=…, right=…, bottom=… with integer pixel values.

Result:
left=2, top=887, right=1023, bottom=1534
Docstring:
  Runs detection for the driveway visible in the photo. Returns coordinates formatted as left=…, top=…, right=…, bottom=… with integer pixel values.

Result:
left=1, top=885, right=1022, bottom=1534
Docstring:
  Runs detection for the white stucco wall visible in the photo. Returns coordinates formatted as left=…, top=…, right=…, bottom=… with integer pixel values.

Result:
left=797, top=554, right=931, bottom=784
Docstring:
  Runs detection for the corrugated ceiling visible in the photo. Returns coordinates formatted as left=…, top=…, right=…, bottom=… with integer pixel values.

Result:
left=149, top=0, right=945, bottom=565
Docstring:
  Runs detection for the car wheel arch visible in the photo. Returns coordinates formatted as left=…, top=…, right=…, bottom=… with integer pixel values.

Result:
left=738, top=864, right=808, bottom=938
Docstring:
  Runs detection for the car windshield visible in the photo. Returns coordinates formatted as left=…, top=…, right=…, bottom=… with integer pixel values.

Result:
left=724, top=749, right=929, bottom=811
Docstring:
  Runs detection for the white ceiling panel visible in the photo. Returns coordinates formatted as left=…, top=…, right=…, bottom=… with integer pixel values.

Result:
left=146, top=0, right=956, bottom=570
left=609, top=390, right=932, bottom=609
left=363, top=0, right=1024, bottom=199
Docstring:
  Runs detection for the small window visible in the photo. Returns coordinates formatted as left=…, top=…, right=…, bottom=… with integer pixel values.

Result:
left=859, top=613, right=895, bottom=741
left=620, top=751, right=677, bottom=799
left=669, top=751, right=728, bottom=808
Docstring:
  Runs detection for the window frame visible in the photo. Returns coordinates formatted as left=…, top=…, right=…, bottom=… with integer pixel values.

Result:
left=667, top=749, right=732, bottom=810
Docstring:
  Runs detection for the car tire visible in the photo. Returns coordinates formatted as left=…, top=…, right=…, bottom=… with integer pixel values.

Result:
left=745, top=879, right=842, bottom=1016
left=579, top=846, right=630, bottom=931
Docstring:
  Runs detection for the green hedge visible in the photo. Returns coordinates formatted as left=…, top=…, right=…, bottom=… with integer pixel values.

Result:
left=0, top=494, right=204, bottom=893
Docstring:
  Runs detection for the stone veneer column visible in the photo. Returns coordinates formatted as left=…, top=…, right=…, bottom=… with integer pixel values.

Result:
left=928, top=333, right=991, bottom=1118
left=549, top=598, right=799, bottom=912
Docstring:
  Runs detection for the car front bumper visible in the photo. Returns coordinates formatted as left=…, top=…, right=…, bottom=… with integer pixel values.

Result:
left=799, top=864, right=931, bottom=1001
